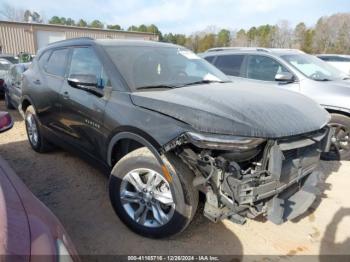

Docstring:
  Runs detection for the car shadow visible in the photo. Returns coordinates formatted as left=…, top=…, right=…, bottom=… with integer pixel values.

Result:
left=291, top=160, right=342, bottom=223
left=319, top=207, right=350, bottom=262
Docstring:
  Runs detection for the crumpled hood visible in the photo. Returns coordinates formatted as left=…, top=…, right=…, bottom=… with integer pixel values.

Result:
left=131, top=82, right=330, bottom=138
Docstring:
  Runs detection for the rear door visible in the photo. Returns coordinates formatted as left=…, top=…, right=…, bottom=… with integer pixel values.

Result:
left=34, top=48, right=70, bottom=130
left=212, top=54, right=247, bottom=83
left=59, top=46, right=110, bottom=159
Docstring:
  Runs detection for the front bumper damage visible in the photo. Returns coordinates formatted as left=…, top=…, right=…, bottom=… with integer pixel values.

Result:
left=164, top=127, right=333, bottom=225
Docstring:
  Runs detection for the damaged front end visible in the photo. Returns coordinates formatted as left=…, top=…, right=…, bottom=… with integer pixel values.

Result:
left=162, top=127, right=333, bottom=225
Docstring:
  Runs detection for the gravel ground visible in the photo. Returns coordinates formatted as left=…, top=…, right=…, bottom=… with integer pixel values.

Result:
left=0, top=100, right=349, bottom=260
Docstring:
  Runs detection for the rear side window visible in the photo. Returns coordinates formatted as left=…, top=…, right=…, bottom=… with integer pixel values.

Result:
left=45, top=49, right=69, bottom=77
left=214, top=55, right=244, bottom=76
left=204, top=56, right=215, bottom=63
left=38, top=51, right=51, bottom=68
left=246, top=55, right=290, bottom=81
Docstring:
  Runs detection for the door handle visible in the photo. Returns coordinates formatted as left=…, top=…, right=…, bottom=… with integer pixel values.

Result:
left=62, top=91, right=70, bottom=99
left=33, top=79, right=41, bottom=85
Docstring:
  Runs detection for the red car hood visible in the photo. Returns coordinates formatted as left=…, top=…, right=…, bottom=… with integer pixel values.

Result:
left=0, top=158, right=30, bottom=259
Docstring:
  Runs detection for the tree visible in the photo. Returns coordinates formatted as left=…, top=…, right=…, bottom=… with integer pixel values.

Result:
left=49, top=16, right=61, bottom=24
left=107, top=24, right=122, bottom=30
left=0, top=3, right=25, bottom=22
left=217, top=29, right=230, bottom=47
left=138, top=24, right=148, bottom=32
left=77, top=19, right=87, bottom=27
left=233, top=29, right=248, bottom=46
left=127, top=25, right=139, bottom=31
left=24, top=10, right=32, bottom=22
left=90, top=20, right=104, bottom=29
left=65, top=18, right=75, bottom=26
left=271, top=20, right=293, bottom=48
left=197, top=33, right=216, bottom=52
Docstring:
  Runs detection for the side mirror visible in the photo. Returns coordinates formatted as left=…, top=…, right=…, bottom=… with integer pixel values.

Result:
left=0, top=112, right=13, bottom=133
left=275, top=72, right=294, bottom=82
left=67, top=74, right=103, bottom=97
left=67, top=74, right=97, bottom=88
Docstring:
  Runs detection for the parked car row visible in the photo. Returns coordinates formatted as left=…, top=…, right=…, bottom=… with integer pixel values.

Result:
left=201, top=47, right=350, bottom=160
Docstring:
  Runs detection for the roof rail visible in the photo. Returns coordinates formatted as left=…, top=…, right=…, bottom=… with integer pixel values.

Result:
left=206, top=47, right=305, bottom=54
left=47, top=37, right=94, bottom=46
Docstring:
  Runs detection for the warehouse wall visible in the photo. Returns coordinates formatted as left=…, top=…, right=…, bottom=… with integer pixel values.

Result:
left=0, top=21, right=158, bottom=55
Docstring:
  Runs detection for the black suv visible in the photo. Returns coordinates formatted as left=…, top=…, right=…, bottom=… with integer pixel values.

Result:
left=22, top=38, right=331, bottom=238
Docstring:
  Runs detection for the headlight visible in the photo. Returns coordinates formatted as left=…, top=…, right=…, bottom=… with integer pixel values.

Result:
left=186, top=132, right=265, bottom=150
left=56, top=239, right=74, bottom=262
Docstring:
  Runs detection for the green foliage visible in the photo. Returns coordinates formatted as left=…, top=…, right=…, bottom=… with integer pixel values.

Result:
left=49, top=16, right=61, bottom=24
left=89, top=20, right=104, bottom=29
left=77, top=19, right=87, bottom=27
left=107, top=24, right=122, bottom=30
left=217, top=29, right=230, bottom=47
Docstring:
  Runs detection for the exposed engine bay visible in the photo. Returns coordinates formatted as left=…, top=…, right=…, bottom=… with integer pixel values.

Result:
left=162, top=127, right=333, bottom=225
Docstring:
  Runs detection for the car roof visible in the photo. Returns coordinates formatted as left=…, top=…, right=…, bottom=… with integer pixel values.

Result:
left=202, top=47, right=305, bottom=57
left=44, top=37, right=183, bottom=50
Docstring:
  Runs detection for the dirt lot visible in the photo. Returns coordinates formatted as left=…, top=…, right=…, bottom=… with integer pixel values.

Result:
left=0, top=100, right=350, bottom=260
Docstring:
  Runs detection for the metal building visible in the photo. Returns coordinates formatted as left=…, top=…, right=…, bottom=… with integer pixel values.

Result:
left=0, top=20, right=159, bottom=55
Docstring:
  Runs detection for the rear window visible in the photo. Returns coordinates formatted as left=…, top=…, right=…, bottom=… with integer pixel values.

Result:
left=45, top=49, right=69, bottom=77
left=214, top=55, right=244, bottom=76
left=318, top=56, right=350, bottom=62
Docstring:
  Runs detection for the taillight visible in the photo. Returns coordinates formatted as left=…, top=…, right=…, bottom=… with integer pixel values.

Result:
left=0, top=112, right=13, bottom=133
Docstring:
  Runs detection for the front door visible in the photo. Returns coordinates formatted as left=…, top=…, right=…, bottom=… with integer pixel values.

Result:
left=59, top=46, right=110, bottom=159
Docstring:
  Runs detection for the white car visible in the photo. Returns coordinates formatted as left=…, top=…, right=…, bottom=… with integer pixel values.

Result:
left=317, top=54, right=350, bottom=75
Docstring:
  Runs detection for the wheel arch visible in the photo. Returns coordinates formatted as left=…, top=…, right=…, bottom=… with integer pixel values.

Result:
left=107, top=127, right=164, bottom=168
left=323, top=106, right=350, bottom=119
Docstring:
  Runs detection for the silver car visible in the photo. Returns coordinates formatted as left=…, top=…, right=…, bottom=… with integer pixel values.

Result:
left=201, top=48, right=350, bottom=160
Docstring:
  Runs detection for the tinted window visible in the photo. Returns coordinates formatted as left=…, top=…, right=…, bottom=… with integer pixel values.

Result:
left=204, top=56, right=215, bottom=63
left=318, top=56, right=350, bottom=62
left=39, top=51, right=51, bottom=68
left=0, top=60, right=11, bottom=70
left=45, top=49, right=68, bottom=77
left=214, top=55, right=244, bottom=76
left=247, top=55, right=289, bottom=81
left=68, top=47, right=110, bottom=89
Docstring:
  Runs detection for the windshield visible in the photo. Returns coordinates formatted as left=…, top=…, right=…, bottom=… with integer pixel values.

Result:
left=1, top=56, right=19, bottom=64
left=281, top=54, right=345, bottom=81
left=103, top=45, right=229, bottom=90
left=0, top=60, right=11, bottom=71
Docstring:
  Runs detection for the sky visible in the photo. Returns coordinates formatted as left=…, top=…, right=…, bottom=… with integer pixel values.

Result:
left=1, top=0, right=349, bottom=34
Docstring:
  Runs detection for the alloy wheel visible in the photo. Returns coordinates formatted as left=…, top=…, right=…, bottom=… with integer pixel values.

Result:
left=26, top=113, right=39, bottom=147
left=120, top=168, right=175, bottom=228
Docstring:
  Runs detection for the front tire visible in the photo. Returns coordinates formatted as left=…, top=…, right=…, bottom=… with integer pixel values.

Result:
left=109, top=147, right=198, bottom=238
left=322, top=113, right=350, bottom=161
left=25, top=106, right=53, bottom=153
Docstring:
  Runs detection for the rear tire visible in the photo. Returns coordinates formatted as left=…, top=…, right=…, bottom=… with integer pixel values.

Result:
left=5, top=92, right=15, bottom=109
left=109, top=147, right=198, bottom=238
left=322, top=113, right=350, bottom=161
left=25, top=105, right=54, bottom=153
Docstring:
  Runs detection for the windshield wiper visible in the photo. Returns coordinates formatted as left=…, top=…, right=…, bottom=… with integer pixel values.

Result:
left=180, top=80, right=230, bottom=87
left=314, top=78, right=331, bottom=81
left=137, top=84, right=178, bottom=90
